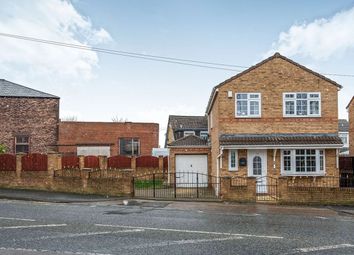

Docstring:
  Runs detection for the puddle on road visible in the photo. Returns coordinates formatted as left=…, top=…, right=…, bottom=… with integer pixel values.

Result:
left=105, top=201, right=170, bottom=215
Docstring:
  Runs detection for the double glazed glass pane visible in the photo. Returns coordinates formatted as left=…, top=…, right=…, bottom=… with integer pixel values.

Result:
left=250, top=101, right=259, bottom=115
left=285, top=101, right=295, bottom=115
left=296, top=100, right=307, bottom=115
left=253, top=156, right=262, bottom=175
left=310, top=101, right=319, bottom=115
left=237, top=101, right=248, bottom=116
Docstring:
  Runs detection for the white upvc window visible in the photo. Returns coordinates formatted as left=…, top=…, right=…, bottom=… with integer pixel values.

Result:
left=235, top=93, right=261, bottom=118
left=339, top=132, right=349, bottom=147
left=200, top=131, right=208, bottom=139
left=183, top=131, right=195, bottom=137
left=229, top=150, right=238, bottom=171
left=283, top=92, right=321, bottom=117
left=281, top=149, right=325, bottom=175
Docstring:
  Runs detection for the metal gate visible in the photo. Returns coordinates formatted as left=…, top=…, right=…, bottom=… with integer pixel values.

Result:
left=133, top=172, right=219, bottom=200
left=256, top=176, right=278, bottom=202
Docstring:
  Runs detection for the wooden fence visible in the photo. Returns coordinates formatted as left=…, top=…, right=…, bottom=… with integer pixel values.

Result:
left=21, top=153, right=48, bottom=171
left=0, top=154, right=16, bottom=171
left=107, top=155, right=131, bottom=169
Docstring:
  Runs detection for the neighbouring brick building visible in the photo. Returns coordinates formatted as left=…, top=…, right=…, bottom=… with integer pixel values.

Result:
left=0, top=79, right=59, bottom=154
left=57, top=121, right=159, bottom=157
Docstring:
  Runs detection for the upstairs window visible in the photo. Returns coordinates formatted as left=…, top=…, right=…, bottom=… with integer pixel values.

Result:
left=283, top=93, right=321, bottom=117
left=119, top=138, right=140, bottom=156
left=200, top=131, right=208, bottom=140
left=235, top=93, right=261, bottom=118
left=15, top=135, right=29, bottom=154
left=183, top=131, right=195, bottom=137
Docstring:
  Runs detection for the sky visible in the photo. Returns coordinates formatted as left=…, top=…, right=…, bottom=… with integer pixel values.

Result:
left=0, top=0, right=354, bottom=146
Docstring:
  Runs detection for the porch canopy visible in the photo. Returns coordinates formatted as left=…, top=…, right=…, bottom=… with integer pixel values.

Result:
left=219, top=133, right=343, bottom=149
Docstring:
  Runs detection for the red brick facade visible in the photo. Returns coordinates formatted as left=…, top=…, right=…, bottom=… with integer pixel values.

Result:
left=58, top=121, right=159, bottom=156
left=0, top=97, right=59, bottom=153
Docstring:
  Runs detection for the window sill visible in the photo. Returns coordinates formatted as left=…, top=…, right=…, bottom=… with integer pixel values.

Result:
left=283, top=115, right=321, bottom=118
left=281, top=173, right=325, bottom=177
left=235, top=116, right=261, bottom=119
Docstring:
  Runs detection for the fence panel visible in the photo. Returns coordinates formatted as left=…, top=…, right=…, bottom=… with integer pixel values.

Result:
left=22, top=153, right=48, bottom=171
left=136, top=156, right=159, bottom=168
left=62, top=156, right=80, bottom=169
left=84, top=156, right=99, bottom=169
left=0, top=154, right=16, bottom=171
left=107, top=155, right=131, bottom=169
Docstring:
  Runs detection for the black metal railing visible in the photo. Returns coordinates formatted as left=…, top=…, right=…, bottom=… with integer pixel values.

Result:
left=133, top=172, right=219, bottom=200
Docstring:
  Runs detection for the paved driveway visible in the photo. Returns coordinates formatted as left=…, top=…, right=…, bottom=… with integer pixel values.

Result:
left=0, top=199, right=353, bottom=254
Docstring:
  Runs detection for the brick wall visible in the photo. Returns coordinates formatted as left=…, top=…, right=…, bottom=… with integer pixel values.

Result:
left=220, top=176, right=256, bottom=202
left=0, top=97, right=59, bottom=153
left=0, top=153, right=134, bottom=196
left=58, top=121, right=159, bottom=156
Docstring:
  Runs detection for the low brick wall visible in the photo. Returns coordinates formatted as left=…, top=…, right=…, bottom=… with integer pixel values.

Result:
left=220, top=177, right=256, bottom=202
left=278, top=177, right=354, bottom=205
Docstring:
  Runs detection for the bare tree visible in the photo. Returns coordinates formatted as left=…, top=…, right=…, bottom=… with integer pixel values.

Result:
left=112, top=115, right=128, bottom=122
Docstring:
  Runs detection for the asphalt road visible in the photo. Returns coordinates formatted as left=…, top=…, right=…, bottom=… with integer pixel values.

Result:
left=0, top=198, right=353, bottom=255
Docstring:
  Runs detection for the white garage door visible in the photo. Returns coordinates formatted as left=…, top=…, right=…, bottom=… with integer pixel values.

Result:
left=175, top=155, right=208, bottom=187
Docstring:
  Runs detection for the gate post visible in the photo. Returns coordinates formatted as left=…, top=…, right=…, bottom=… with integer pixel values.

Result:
left=196, top=173, right=199, bottom=198
left=174, top=173, right=177, bottom=198
left=153, top=173, right=156, bottom=198
left=131, top=177, right=135, bottom=198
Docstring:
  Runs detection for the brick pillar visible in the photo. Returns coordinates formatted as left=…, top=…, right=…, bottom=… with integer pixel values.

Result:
left=79, top=156, right=85, bottom=170
left=47, top=153, right=60, bottom=178
left=131, top=156, right=136, bottom=170
left=57, top=154, right=62, bottom=170
left=15, top=153, right=24, bottom=179
left=98, top=156, right=107, bottom=170
left=220, top=176, right=231, bottom=200
left=158, top=156, right=163, bottom=171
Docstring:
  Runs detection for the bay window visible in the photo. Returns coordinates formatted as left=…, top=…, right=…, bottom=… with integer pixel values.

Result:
left=283, top=92, right=321, bottom=117
left=281, top=149, right=325, bottom=175
left=236, top=93, right=261, bottom=117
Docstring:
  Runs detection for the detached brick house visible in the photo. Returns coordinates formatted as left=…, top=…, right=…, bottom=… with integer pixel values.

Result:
left=58, top=121, right=159, bottom=157
left=207, top=53, right=343, bottom=187
left=0, top=79, right=60, bottom=153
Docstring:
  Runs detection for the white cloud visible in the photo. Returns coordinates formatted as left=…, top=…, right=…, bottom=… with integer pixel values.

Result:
left=0, top=0, right=111, bottom=82
left=266, top=6, right=354, bottom=59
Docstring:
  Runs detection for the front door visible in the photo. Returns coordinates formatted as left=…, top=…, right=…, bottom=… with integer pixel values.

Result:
left=248, top=150, right=267, bottom=193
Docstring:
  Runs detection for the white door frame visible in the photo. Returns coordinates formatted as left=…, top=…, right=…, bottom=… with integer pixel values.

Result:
left=247, top=150, right=267, bottom=193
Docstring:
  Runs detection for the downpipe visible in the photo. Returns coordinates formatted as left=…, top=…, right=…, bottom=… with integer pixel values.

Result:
left=216, top=147, right=224, bottom=197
